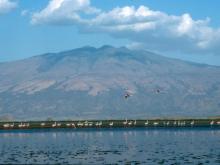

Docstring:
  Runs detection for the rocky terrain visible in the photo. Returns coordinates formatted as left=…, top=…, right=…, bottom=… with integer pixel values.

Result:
left=0, top=46, right=220, bottom=120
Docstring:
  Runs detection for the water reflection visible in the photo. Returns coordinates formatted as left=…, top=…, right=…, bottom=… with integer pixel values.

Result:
left=0, top=128, right=220, bottom=164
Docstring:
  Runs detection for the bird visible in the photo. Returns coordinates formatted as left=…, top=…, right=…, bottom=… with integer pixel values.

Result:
left=124, top=93, right=131, bottom=99
left=3, top=123, right=10, bottom=128
left=210, top=121, right=214, bottom=126
left=153, top=122, right=159, bottom=126
left=10, top=123, right=14, bottom=128
left=134, top=120, right=137, bottom=125
left=128, top=121, right=133, bottom=126
left=123, top=88, right=133, bottom=99
left=52, top=122, right=57, bottom=127
left=71, top=123, right=76, bottom=128
left=18, top=123, right=24, bottom=128
left=190, top=120, right=195, bottom=126
left=41, top=123, right=45, bottom=126
left=123, top=119, right=128, bottom=126
left=88, top=122, right=93, bottom=127
left=66, top=123, right=71, bottom=127
left=109, top=122, right=114, bottom=127
left=145, top=120, right=149, bottom=126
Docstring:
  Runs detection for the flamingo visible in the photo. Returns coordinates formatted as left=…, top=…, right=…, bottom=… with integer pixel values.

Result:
left=190, top=120, right=195, bottom=126
left=98, top=121, right=102, bottom=127
left=109, top=122, right=114, bottom=127
left=66, top=123, right=71, bottom=127
left=84, top=121, right=89, bottom=127
left=77, top=122, right=83, bottom=127
left=134, top=120, right=137, bottom=125
left=88, top=122, right=93, bottom=127
left=163, top=121, right=166, bottom=126
left=71, top=123, right=76, bottom=128
left=128, top=121, right=132, bottom=126
left=18, top=123, right=24, bottom=128
left=153, top=122, right=159, bottom=126
left=3, top=123, right=10, bottom=128
left=95, top=121, right=102, bottom=127
left=9, top=123, right=14, bottom=128
left=123, top=119, right=128, bottom=126
left=41, top=123, right=45, bottom=126
left=95, top=122, right=99, bottom=127
left=145, top=120, right=149, bottom=126
left=52, top=122, right=57, bottom=127
left=26, top=123, right=30, bottom=127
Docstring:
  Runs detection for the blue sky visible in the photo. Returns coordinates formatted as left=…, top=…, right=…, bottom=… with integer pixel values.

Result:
left=1, top=0, right=220, bottom=65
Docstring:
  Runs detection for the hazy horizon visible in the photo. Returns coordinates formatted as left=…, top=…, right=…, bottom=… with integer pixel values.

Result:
left=1, top=0, right=220, bottom=65
left=1, top=45, right=220, bottom=68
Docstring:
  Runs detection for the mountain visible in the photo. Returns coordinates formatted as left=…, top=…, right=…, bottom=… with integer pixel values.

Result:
left=0, top=46, right=220, bottom=120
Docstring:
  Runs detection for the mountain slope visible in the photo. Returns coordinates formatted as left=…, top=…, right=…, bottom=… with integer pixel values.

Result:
left=0, top=46, right=220, bottom=120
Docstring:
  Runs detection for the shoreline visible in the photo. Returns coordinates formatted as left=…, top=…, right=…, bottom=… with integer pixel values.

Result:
left=0, top=118, right=220, bottom=130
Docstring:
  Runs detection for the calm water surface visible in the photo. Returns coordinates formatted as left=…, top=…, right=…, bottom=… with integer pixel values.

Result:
left=0, top=128, right=220, bottom=164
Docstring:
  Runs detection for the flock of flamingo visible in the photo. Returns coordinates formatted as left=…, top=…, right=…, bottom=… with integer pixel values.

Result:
left=1, top=119, right=220, bottom=129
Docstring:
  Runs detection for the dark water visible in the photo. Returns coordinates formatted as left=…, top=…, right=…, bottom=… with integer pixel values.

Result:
left=0, top=128, right=220, bottom=164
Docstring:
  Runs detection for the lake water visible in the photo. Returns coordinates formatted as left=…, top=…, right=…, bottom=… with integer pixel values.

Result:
left=0, top=128, right=220, bottom=164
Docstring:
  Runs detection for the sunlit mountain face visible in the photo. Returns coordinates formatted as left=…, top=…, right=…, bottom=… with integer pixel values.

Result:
left=0, top=46, right=220, bottom=120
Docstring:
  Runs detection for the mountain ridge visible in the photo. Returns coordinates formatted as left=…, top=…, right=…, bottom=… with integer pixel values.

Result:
left=0, top=46, right=220, bottom=120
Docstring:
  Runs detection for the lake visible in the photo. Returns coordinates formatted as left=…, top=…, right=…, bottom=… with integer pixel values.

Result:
left=0, top=128, right=219, bottom=164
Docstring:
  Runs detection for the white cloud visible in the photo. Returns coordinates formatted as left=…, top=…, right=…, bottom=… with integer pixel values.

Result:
left=31, top=2, right=220, bottom=55
left=31, top=0, right=100, bottom=25
left=21, top=10, right=29, bottom=16
left=0, top=0, right=17, bottom=14
left=87, top=6, right=220, bottom=55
